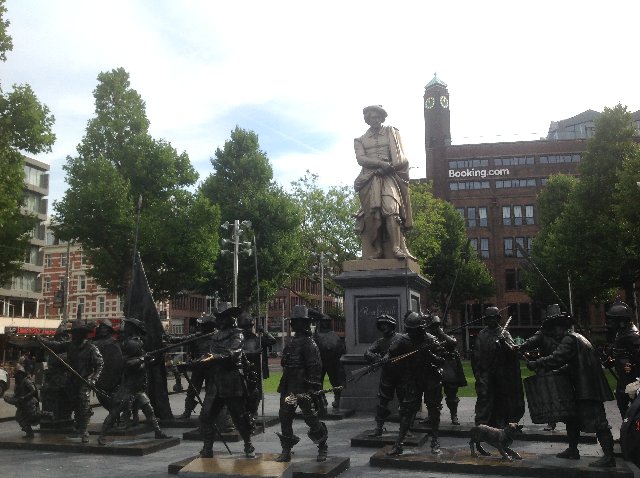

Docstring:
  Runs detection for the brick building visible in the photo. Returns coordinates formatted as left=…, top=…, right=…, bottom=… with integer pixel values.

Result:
left=422, top=74, right=640, bottom=346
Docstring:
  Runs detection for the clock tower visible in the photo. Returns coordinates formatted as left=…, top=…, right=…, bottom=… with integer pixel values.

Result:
left=424, top=73, right=451, bottom=198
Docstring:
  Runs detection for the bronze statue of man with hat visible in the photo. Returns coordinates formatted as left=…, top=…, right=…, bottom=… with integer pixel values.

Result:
left=184, top=305, right=255, bottom=459
left=527, top=309, right=617, bottom=467
left=354, top=105, right=415, bottom=260
left=39, top=319, right=104, bottom=443
left=311, top=310, right=346, bottom=410
left=471, top=306, right=524, bottom=429
left=275, top=305, right=328, bottom=463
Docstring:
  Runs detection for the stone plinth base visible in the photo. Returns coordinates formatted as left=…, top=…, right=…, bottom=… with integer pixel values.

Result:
left=369, top=445, right=633, bottom=477
left=178, top=455, right=292, bottom=478
left=0, top=433, right=180, bottom=456
left=159, top=417, right=201, bottom=428
left=172, top=453, right=350, bottom=478
left=351, top=429, right=428, bottom=448
left=295, top=409, right=355, bottom=421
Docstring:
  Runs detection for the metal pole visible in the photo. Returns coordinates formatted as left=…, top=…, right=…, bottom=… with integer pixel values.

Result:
left=320, top=251, right=325, bottom=314
left=233, top=220, right=239, bottom=307
left=63, top=240, right=71, bottom=324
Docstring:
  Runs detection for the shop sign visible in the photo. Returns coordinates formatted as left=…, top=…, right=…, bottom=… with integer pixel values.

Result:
left=448, top=168, right=510, bottom=178
left=6, top=326, right=57, bottom=336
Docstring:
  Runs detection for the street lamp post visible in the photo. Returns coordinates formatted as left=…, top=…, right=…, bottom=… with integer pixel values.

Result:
left=221, top=220, right=252, bottom=307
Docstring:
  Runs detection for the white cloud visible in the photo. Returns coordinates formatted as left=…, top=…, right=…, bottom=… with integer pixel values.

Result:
left=4, top=0, right=639, bottom=204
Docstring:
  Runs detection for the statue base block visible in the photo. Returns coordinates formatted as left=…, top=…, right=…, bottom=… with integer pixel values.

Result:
left=0, top=433, right=180, bottom=456
left=178, top=455, right=292, bottom=478
left=171, top=453, right=349, bottom=478
left=351, top=429, right=428, bottom=448
left=182, top=428, right=242, bottom=442
left=369, top=445, right=634, bottom=477
left=410, top=421, right=598, bottom=444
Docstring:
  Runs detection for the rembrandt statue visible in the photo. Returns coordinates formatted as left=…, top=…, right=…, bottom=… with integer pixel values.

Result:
left=354, top=105, right=415, bottom=260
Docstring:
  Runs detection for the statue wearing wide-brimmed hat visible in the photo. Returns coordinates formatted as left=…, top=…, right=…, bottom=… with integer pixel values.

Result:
left=528, top=306, right=616, bottom=467
left=39, top=319, right=103, bottom=443
left=276, top=304, right=328, bottom=462
left=354, top=105, right=415, bottom=260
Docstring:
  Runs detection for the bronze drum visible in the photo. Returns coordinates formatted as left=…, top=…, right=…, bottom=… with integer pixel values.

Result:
left=524, top=371, right=576, bottom=424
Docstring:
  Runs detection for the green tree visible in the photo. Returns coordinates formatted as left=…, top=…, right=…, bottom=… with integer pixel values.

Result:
left=290, top=171, right=359, bottom=275
left=526, top=105, right=640, bottom=318
left=0, top=1, right=55, bottom=285
left=407, top=182, right=494, bottom=320
left=200, top=127, right=304, bottom=307
left=54, top=68, right=219, bottom=299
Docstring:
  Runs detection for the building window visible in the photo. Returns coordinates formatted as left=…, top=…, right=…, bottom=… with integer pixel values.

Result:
left=480, top=238, right=489, bottom=258
left=449, top=181, right=490, bottom=190
left=478, top=207, right=488, bottom=227
left=513, top=206, right=523, bottom=226
left=502, top=206, right=511, bottom=226
left=43, top=276, right=51, bottom=292
left=44, top=254, right=52, bottom=268
left=81, top=252, right=89, bottom=266
left=98, top=296, right=105, bottom=313
left=77, top=298, right=85, bottom=317
left=78, top=275, right=86, bottom=290
left=61, top=253, right=68, bottom=267
left=504, top=238, right=514, bottom=257
left=505, top=268, right=525, bottom=291
left=469, top=238, right=478, bottom=254
left=456, top=207, right=464, bottom=219
left=515, top=237, right=526, bottom=257
left=467, top=207, right=476, bottom=227
left=525, top=205, right=534, bottom=225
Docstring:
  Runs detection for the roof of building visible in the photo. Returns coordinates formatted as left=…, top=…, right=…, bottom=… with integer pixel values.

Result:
left=425, top=73, right=447, bottom=90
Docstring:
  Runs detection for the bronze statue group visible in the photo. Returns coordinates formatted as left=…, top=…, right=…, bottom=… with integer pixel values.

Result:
left=3, top=299, right=639, bottom=469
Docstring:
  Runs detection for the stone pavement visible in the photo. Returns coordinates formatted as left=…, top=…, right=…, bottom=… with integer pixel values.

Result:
left=0, top=388, right=638, bottom=478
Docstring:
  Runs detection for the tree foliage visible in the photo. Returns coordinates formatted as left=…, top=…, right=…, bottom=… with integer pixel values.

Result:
left=200, top=127, right=304, bottom=308
left=290, top=171, right=359, bottom=277
left=54, top=68, right=219, bottom=299
left=0, top=1, right=55, bottom=284
left=407, top=182, right=495, bottom=320
left=525, top=105, right=640, bottom=316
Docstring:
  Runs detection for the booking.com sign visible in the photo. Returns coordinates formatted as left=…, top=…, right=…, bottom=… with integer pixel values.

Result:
left=448, top=168, right=510, bottom=178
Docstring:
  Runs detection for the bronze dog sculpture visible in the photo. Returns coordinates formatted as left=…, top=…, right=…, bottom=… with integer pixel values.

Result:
left=469, top=423, right=524, bottom=461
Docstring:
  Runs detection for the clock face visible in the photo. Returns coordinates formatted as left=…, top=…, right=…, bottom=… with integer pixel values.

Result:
left=425, top=97, right=435, bottom=109
left=440, top=96, right=449, bottom=108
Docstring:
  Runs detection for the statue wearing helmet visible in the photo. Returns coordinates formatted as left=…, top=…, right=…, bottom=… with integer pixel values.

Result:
left=3, top=364, right=51, bottom=438
left=364, top=314, right=401, bottom=437
left=386, top=311, right=446, bottom=456
left=605, top=300, right=640, bottom=417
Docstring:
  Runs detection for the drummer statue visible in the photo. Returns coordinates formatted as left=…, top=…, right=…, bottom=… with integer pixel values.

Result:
left=527, top=310, right=616, bottom=467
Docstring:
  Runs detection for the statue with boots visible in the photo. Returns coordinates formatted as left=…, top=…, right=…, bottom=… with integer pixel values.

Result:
left=312, top=312, right=346, bottom=410
left=184, top=306, right=255, bottom=459
left=165, top=314, right=218, bottom=420
left=92, top=319, right=124, bottom=414
left=3, top=364, right=51, bottom=438
left=238, top=310, right=271, bottom=430
left=354, top=105, right=415, bottom=260
left=471, top=307, right=525, bottom=428
left=527, top=311, right=617, bottom=468
left=423, top=314, right=466, bottom=426
left=364, top=314, right=401, bottom=437
left=98, top=318, right=169, bottom=445
left=387, top=312, right=446, bottom=456
left=40, top=325, right=73, bottom=424
left=605, top=300, right=640, bottom=417
left=39, top=319, right=103, bottom=443
left=276, top=305, right=328, bottom=463
left=515, top=304, right=562, bottom=431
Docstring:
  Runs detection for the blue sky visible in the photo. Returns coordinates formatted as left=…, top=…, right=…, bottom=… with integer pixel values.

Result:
left=4, top=0, right=639, bottom=205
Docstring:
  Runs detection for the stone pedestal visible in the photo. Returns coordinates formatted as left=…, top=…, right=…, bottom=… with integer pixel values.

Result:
left=334, top=258, right=430, bottom=412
